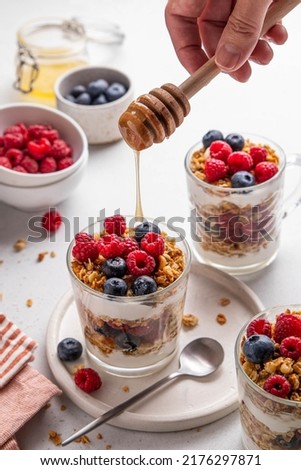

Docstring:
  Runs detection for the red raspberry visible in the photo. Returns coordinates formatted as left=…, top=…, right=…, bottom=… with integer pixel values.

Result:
left=274, top=313, right=301, bottom=343
left=0, top=156, right=12, bottom=169
left=49, top=139, right=72, bottom=159
left=209, top=140, right=232, bottom=163
left=4, top=124, right=24, bottom=135
left=140, top=232, right=165, bottom=258
left=75, top=232, right=93, bottom=243
left=122, top=237, right=139, bottom=257
left=249, top=146, right=267, bottom=166
left=3, top=133, right=24, bottom=149
left=204, top=158, right=227, bottom=183
left=5, top=148, right=24, bottom=166
left=19, top=155, right=39, bottom=173
left=279, top=336, right=301, bottom=361
left=39, top=156, right=57, bottom=173
left=246, top=318, right=272, bottom=337
left=263, top=374, right=291, bottom=398
left=72, top=240, right=99, bottom=262
left=57, top=157, right=74, bottom=171
left=0, top=148, right=6, bottom=156
left=74, top=367, right=102, bottom=393
left=255, top=161, right=278, bottom=183
left=13, top=165, right=27, bottom=173
left=27, top=124, right=50, bottom=139
left=104, top=215, right=126, bottom=236
left=227, top=151, right=253, bottom=173
left=40, top=128, right=59, bottom=143
left=126, top=250, right=156, bottom=276
left=97, top=234, right=125, bottom=258
left=27, top=137, right=51, bottom=160
left=0, top=136, right=4, bottom=147
left=42, top=210, right=62, bottom=232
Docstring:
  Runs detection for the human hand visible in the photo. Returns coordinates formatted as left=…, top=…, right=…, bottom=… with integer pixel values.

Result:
left=165, top=0, right=288, bottom=82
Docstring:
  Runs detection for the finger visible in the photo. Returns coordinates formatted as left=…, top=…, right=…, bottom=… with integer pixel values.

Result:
left=229, top=62, right=252, bottom=83
left=215, top=0, right=273, bottom=72
left=165, top=0, right=209, bottom=73
left=250, top=39, right=274, bottom=65
left=263, top=22, right=288, bottom=44
left=198, top=0, right=233, bottom=57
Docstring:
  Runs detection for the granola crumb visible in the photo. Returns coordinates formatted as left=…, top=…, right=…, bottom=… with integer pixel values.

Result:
left=37, top=251, right=48, bottom=262
left=48, top=430, right=62, bottom=446
left=106, top=444, right=112, bottom=449
left=182, top=314, right=199, bottom=328
left=60, top=404, right=67, bottom=411
left=50, top=251, right=56, bottom=258
left=0, top=260, right=3, bottom=265
left=71, top=364, right=85, bottom=375
left=75, top=435, right=90, bottom=444
left=0, top=292, right=3, bottom=301
left=122, top=385, right=130, bottom=393
left=97, top=433, right=103, bottom=440
left=44, top=403, right=51, bottom=410
left=219, top=297, right=231, bottom=307
left=14, top=239, right=26, bottom=252
left=26, top=298, right=33, bottom=308
left=216, top=313, right=227, bottom=325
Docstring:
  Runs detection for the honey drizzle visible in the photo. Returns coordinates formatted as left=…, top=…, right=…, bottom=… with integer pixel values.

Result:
left=134, top=150, right=144, bottom=220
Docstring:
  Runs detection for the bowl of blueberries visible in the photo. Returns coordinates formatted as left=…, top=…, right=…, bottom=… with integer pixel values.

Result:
left=54, top=65, right=134, bottom=144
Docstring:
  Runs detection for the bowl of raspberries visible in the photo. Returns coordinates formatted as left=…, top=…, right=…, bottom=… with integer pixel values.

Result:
left=54, top=65, right=134, bottom=144
left=235, top=305, right=301, bottom=450
left=0, top=102, right=88, bottom=210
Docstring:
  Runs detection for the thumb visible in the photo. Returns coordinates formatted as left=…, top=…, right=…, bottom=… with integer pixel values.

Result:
left=215, top=0, right=273, bottom=72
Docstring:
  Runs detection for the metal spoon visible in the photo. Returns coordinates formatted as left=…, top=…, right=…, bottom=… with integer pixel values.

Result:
left=62, top=337, right=224, bottom=446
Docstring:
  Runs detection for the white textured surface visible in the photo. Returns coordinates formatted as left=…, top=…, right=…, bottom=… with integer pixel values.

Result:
left=1, top=0, right=301, bottom=451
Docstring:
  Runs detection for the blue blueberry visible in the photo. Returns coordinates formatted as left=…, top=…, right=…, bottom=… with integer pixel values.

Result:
left=57, top=337, right=83, bottom=361
left=70, top=84, right=87, bottom=97
left=105, top=82, right=127, bottom=102
left=87, top=79, right=109, bottom=98
left=64, top=94, right=76, bottom=103
left=75, top=92, right=92, bottom=105
left=115, top=331, right=141, bottom=351
left=92, top=94, right=108, bottom=105
left=132, top=276, right=157, bottom=296
left=202, top=130, right=224, bottom=149
left=225, top=133, right=245, bottom=151
left=102, top=257, right=127, bottom=278
left=243, top=334, right=275, bottom=363
left=103, top=277, right=128, bottom=296
left=134, top=221, right=161, bottom=242
left=231, top=171, right=255, bottom=188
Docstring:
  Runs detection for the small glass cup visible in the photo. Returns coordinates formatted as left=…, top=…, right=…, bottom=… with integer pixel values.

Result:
left=185, top=134, right=301, bottom=276
left=66, top=216, right=191, bottom=377
left=235, top=305, right=301, bottom=450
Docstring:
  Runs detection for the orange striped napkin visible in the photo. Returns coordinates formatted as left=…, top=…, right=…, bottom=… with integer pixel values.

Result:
left=0, top=313, right=37, bottom=388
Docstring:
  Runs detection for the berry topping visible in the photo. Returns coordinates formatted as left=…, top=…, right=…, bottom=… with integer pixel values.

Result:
left=249, top=146, right=267, bottom=166
left=69, top=84, right=87, bottom=97
left=75, top=92, right=92, bottom=105
left=115, top=332, right=140, bottom=351
left=102, top=257, right=127, bottom=278
left=204, top=158, right=227, bottom=183
left=27, top=137, right=51, bottom=160
left=97, top=234, right=125, bottom=258
left=231, top=170, right=255, bottom=188
left=20, top=155, right=39, bottom=173
left=104, top=214, right=126, bottom=236
left=134, top=221, right=161, bottom=242
left=4, top=132, right=24, bottom=149
left=39, top=156, right=57, bottom=173
left=72, top=241, right=99, bottom=263
left=227, top=151, right=253, bottom=173
left=140, top=232, right=165, bottom=258
left=263, top=374, right=291, bottom=398
left=57, top=337, right=83, bottom=361
left=246, top=318, right=272, bottom=337
left=132, top=275, right=157, bottom=296
left=279, top=336, right=301, bottom=361
left=122, top=237, right=139, bottom=257
left=103, top=277, right=128, bottom=296
left=126, top=250, right=156, bottom=276
left=74, top=367, right=102, bottom=393
left=255, top=161, right=278, bottom=183
left=87, top=79, right=109, bottom=98
left=49, top=139, right=72, bottom=159
left=57, top=157, right=74, bottom=171
left=225, top=133, right=245, bottom=151
left=6, top=148, right=23, bottom=166
left=13, top=165, right=27, bottom=173
left=65, top=79, right=127, bottom=105
left=75, top=232, right=93, bottom=243
left=274, top=313, right=301, bottom=343
left=0, top=156, right=12, bottom=169
left=209, top=140, right=232, bottom=163
left=202, top=129, right=224, bottom=149
left=42, top=210, right=62, bottom=232
left=105, top=82, right=127, bottom=102
left=243, top=334, right=275, bottom=363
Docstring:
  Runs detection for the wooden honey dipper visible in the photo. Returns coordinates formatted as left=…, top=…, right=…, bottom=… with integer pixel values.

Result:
left=119, top=0, right=300, bottom=150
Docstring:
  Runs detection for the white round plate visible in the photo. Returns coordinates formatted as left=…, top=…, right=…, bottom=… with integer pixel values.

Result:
left=46, top=262, right=263, bottom=432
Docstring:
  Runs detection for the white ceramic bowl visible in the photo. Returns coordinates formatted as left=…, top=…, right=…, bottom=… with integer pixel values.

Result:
left=0, top=103, right=88, bottom=187
left=0, top=103, right=88, bottom=211
left=54, top=65, right=134, bottom=144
